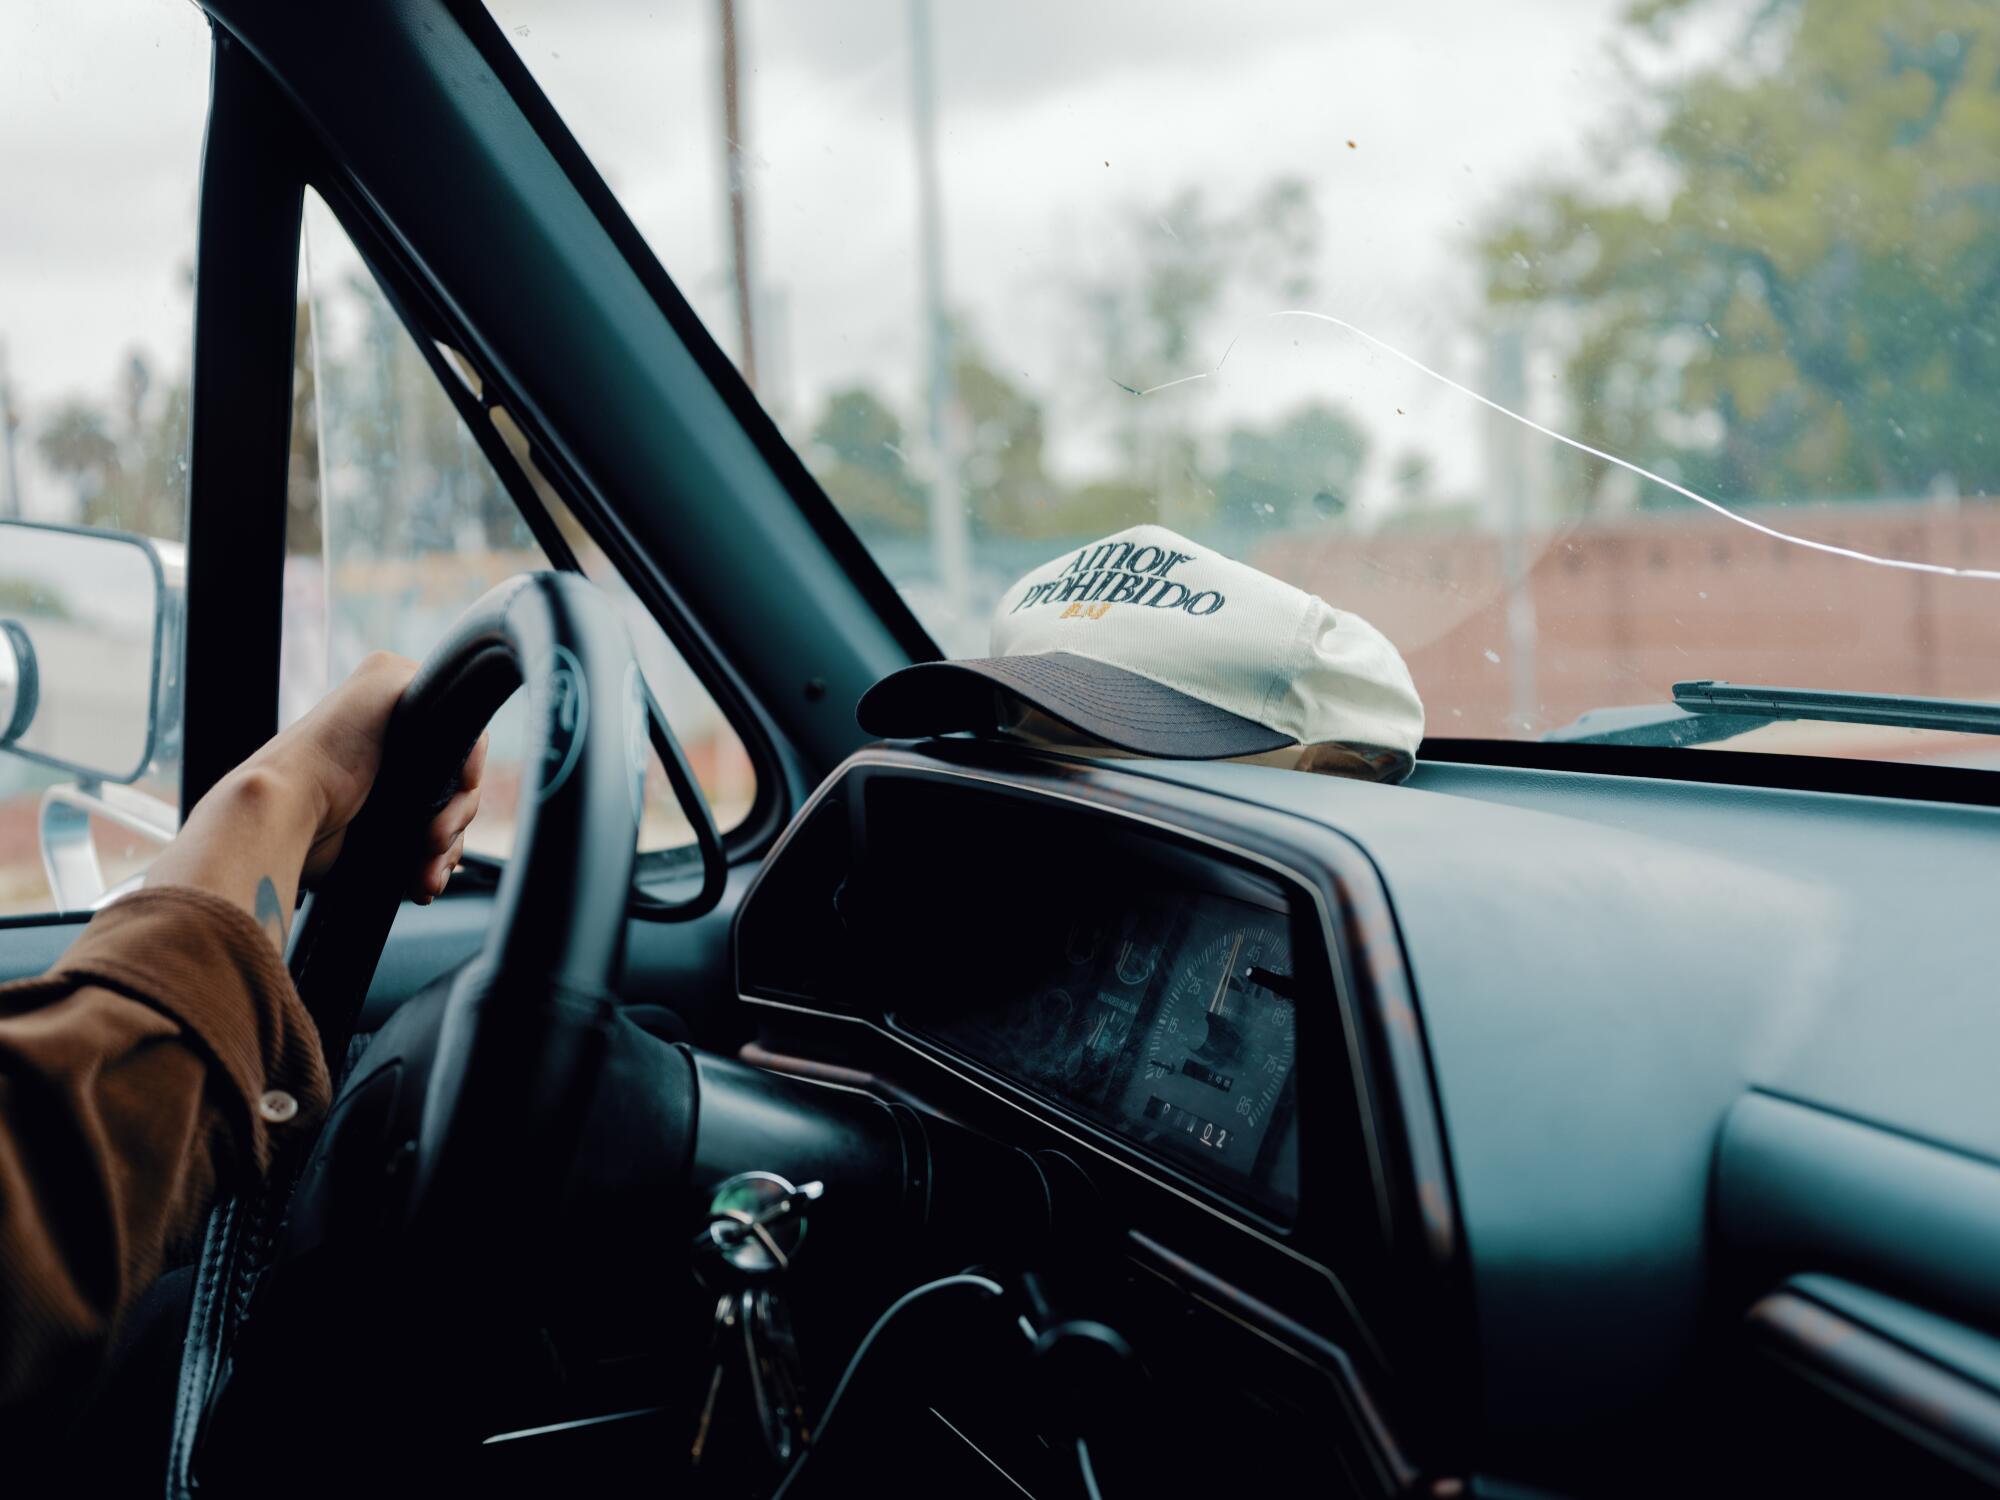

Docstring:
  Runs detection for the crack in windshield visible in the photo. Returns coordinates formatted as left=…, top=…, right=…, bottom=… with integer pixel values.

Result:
left=1120, top=310, right=2000, bottom=585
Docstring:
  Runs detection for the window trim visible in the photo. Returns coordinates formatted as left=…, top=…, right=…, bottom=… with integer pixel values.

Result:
left=438, top=0, right=939, bottom=674
left=296, top=168, right=791, bottom=866
left=180, top=26, right=308, bottom=811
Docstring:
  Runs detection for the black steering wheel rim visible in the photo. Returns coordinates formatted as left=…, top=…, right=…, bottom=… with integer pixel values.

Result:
left=168, top=570, right=657, bottom=1499
left=292, top=569, right=647, bottom=1046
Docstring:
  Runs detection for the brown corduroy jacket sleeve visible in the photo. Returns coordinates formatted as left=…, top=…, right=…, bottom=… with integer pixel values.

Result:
left=0, top=886, right=330, bottom=1405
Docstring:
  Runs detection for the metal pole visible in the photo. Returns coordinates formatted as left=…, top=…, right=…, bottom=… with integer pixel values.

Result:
left=718, top=0, right=758, bottom=390
left=1487, top=323, right=1539, bottom=730
left=909, top=0, right=969, bottom=611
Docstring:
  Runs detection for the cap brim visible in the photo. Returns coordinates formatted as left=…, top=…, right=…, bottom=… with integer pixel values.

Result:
left=856, top=650, right=1296, bottom=761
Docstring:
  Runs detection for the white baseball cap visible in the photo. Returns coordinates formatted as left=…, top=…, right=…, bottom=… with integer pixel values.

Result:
left=858, top=524, right=1425, bottom=780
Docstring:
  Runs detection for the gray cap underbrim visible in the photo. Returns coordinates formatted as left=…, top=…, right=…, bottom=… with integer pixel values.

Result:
left=856, top=650, right=1296, bottom=760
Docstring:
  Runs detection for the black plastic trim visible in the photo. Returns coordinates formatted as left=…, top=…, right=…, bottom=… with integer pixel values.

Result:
left=1748, top=1284, right=2000, bottom=1487
left=1127, top=1229, right=1421, bottom=1494
left=180, top=27, right=306, bottom=810
left=0, top=910, right=91, bottom=937
left=1418, top=737, right=2000, bottom=807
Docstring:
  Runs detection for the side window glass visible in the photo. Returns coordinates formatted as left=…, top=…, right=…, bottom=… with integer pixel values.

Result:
left=0, top=3, right=210, bottom=917
left=281, top=190, right=757, bottom=861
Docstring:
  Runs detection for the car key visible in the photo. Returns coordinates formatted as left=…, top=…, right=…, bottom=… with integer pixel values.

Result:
left=689, top=1173, right=823, bottom=1474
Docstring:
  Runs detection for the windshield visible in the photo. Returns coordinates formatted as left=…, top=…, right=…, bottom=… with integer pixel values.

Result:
left=489, top=0, right=2000, bottom=769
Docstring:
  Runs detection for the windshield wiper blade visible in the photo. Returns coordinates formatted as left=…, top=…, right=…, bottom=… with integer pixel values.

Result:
left=1671, top=681, right=2000, bottom=734
left=1545, top=680, right=2000, bottom=748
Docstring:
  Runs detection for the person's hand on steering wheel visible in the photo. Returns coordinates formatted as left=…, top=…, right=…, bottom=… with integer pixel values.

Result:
left=151, top=651, right=489, bottom=953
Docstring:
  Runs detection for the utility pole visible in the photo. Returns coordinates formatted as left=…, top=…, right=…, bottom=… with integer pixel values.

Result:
left=909, top=0, right=970, bottom=612
left=0, top=340, right=21, bottom=519
left=718, top=0, right=758, bottom=390
left=1487, top=322, right=1539, bottom=732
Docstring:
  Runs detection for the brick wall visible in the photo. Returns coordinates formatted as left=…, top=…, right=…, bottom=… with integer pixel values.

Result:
left=1255, top=499, right=2000, bottom=739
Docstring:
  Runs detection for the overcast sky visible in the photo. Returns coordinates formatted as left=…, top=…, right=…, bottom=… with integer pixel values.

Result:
left=0, top=0, right=1694, bottom=519
left=490, top=0, right=1651, bottom=486
left=1, top=3, right=207, bottom=392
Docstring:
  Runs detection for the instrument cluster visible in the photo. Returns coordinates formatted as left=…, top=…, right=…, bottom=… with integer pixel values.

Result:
left=905, top=888, right=1302, bottom=1222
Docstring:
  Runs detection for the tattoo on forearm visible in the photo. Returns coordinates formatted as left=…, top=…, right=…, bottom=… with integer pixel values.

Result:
left=255, top=876, right=287, bottom=951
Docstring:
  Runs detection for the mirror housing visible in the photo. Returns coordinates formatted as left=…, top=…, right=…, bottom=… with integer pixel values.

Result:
left=0, top=618, right=37, bottom=747
left=0, top=520, right=168, bottom=784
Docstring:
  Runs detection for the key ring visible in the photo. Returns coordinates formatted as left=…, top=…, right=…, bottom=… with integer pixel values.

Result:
left=697, top=1171, right=824, bottom=1276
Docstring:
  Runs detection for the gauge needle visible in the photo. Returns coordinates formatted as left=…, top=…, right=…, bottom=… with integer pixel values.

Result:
left=1208, top=932, right=1245, bottom=1014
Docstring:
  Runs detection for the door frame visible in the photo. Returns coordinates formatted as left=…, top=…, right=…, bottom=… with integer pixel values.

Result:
left=180, top=28, right=308, bottom=810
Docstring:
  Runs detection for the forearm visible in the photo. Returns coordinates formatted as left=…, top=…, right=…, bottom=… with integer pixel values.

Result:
left=147, top=765, right=323, bottom=953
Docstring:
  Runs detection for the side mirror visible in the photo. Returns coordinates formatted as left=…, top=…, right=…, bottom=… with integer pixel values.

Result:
left=0, top=520, right=167, bottom=783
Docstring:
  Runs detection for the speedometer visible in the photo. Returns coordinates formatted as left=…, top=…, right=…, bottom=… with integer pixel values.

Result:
left=1130, top=921, right=1296, bottom=1171
left=909, top=888, right=1306, bottom=1222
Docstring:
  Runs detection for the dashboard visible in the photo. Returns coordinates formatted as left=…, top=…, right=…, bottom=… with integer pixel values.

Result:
left=733, top=745, right=1461, bottom=1492
left=736, top=758, right=1421, bottom=1260
left=732, top=735, right=2000, bottom=1498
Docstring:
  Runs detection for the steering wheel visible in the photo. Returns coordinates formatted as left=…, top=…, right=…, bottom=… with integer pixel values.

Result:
left=167, top=571, right=692, bottom=1496
left=162, top=572, right=1091, bottom=1500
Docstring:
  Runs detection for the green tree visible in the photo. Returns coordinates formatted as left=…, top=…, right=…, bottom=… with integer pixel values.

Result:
left=1075, top=176, right=1324, bottom=470
left=1483, top=0, right=2000, bottom=505
left=954, top=341, right=1058, bottom=538
left=317, top=270, right=529, bottom=558
left=35, top=351, right=188, bottom=540
left=1214, top=402, right=1368, bottom=531
left=287, top=298, right=323, bottom=554
left=806, top=386, right=925, bottom=535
